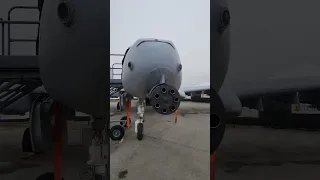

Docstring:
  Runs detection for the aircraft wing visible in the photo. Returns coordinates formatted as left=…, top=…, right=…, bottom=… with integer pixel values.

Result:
left=179, top=76, right=320, bottom=112
left=182, top=76, right=320, bottom=97
left=181, top=83, right=242, bottom=116
left=178, top=90, right=186, bottom=98
left=183, top=84, right=210, bottom=95
left=230, top=76, right=320, bottom=110
left=233, top=76, right=320, bottom=99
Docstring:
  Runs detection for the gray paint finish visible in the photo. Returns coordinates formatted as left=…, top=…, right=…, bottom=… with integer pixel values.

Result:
left=2, top=0, right=320, bottom=82
left=226, top=0, right=320, bottom=84
left=0, top=0, right=38, bottom=55
left=2, top=0, right=320, bottom=115
left=121, top=38, right=182, bottom=98
left=38, top=0, right=110, bottom=117
left=0, top=0, right=320, bottom=83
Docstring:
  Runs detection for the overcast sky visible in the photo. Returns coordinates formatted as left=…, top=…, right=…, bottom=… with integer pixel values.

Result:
left=3, top=0, right=320, bottom=89
left=110, top=0, right=210, bottom=88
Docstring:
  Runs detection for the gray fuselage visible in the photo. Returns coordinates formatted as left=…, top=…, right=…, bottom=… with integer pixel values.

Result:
left=121, top=38, right=182, bottom=99
left=38, top=0, right=110, bottom=117
left=210, top=0, right=231, bottom=92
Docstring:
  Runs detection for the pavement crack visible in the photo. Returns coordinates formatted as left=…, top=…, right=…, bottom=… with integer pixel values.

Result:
left=144, top=134, right=208, bottom=153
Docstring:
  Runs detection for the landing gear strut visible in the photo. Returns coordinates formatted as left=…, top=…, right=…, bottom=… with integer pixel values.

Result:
left=135, top=99, right=145, bottom=141
left=35, top=102, right=66, bottom=180
left=85, top=117, right=110, bottom=180
left=26, top=97, right=111, bottom=180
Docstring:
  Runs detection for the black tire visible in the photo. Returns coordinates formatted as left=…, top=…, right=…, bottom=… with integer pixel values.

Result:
left=137, top=123, right=143, bottom=141
left=22, top=128, right=33, bottom=152
left=36, top=172, right=64, bottom=180
left=110, top=125, right=125, bottom=141
left=120, top=116, right=131, bottom=127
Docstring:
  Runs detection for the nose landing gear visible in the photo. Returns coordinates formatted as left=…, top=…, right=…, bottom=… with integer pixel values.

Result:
left=134, top=99, right=145, bottom=141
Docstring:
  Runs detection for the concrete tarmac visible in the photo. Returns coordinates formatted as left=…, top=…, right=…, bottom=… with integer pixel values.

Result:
left=216, top=125, right=320, bottom=180
left=109, top=101, right=210, bottom=180
left=0, top=101, right=210, bottom=180
left=1, top=101, right=320, bottom=179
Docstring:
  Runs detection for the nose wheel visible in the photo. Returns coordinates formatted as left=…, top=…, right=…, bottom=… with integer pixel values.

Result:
left=123, top=98, right=145, bottom=141
left=137, top=123, right=143, bottom=140
left=135, top=100, right=145, bottom=141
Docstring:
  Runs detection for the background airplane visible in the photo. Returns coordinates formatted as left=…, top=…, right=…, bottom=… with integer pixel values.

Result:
left=0, top=1, right=230, bottom=179
left=183, top=75, right=320, bottom=154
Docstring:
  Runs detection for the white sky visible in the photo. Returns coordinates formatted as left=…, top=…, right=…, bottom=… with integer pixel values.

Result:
left=4, top=0, right=320, bottom=90
left=110, top=0, right=210, bottom=89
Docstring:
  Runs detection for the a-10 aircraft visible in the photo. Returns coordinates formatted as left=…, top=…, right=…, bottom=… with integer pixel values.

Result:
left=2, top=0, right=320, bottom=179
left=0, top=0, right=231, bottom=179
left=14, top=0, right=233, bottom=179
left=113, top=40, right=183, bottom=141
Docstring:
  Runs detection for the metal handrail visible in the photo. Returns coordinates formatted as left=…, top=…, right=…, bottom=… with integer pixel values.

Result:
left=7, top=6, right=39, bottom=55
left=110, top=54, right=124, bottom=79
left=110, top=62, right=122, bottom=79
left=0, top=20, right=39, bottom=55
left=0, top=18, right=3, bottom=55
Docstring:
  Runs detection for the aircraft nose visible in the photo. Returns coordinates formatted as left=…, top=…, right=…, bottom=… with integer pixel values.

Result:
left=143, top=66, right=181, bottom=93
left=146, top=68, right=174, bottom=84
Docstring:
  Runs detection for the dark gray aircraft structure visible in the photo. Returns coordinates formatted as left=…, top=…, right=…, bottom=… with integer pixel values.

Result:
left=38, top=0, right=110, bottom=117
left=0, top=0, right=233, bottom=178
left=38, top=0, right=234, bottom=160
left=6, top=0, right=320, bottom=179
left=0, top=0, right=233, bottom=160
left=186, top=76, right=320, bottom=155
left=1, top=0, right=319, bottom=162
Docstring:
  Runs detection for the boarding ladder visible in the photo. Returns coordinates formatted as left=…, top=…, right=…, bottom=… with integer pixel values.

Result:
left=110, top=55, right=123, bottom=97
left=0, top=6, right=126, bottom=113
left=0, top=6, right=42, bottom=113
